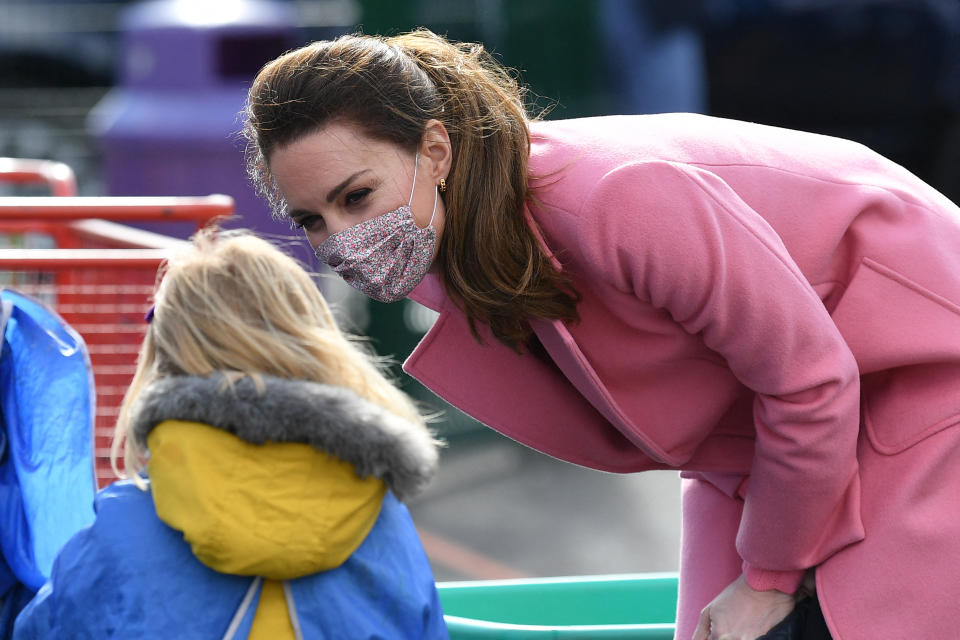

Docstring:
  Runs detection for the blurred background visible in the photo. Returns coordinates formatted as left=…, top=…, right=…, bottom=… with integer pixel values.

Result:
left=2, top=0, right=958, bottom=582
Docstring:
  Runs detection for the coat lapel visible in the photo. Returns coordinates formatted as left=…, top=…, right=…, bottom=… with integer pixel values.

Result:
left=521, top=207, right=681, bottom=463
left=404, top=276, right=665, bottom=473
left=527, top=317, right=678, bottom=464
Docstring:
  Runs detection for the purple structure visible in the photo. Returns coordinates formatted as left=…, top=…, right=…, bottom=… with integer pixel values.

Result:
left=88, top=0, right=320, bottom=261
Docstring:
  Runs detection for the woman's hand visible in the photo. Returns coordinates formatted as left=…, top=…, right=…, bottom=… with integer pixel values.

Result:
left=691, top=573, right=797, bottom=640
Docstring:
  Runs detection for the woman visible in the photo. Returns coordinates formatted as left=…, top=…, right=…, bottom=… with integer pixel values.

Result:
left=13, top=230, right=447, bottom=639
left=244, top=29, right=960, bottom=640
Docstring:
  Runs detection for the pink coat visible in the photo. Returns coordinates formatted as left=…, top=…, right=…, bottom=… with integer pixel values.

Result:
left=404, top=114, right=960, bottom=640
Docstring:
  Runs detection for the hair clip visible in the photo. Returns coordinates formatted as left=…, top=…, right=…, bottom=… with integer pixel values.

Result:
left=144, top=306, right=155, bottom=324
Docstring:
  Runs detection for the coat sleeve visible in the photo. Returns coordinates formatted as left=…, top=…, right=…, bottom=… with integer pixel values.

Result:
left=578, top=160, right=865, bottom=592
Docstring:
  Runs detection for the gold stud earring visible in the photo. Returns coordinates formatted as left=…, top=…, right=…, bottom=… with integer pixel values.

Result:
left=438, top=178, right=447, bottom=193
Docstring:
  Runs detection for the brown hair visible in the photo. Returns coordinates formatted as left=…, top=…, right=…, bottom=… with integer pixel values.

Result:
left=244, top=29, right=579, bottom=350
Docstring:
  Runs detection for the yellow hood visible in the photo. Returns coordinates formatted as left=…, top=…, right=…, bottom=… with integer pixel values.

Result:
left=147, top=420, right=386, bottom=579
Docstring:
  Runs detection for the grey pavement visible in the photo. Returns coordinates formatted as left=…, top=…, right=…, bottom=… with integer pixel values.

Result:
left=408, top=429, right=683, bottom=583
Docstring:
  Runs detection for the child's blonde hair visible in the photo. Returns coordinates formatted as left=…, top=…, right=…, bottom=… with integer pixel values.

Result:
left=111, top=228, right=426, bottom=481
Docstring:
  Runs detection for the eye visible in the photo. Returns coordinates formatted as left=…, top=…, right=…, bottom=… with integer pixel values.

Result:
left=292, top=215, right=324, bottom=232
left=344, top=188, right=371, bottom=207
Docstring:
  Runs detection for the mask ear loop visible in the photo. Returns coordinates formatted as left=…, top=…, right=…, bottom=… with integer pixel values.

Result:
left=409, top=150, right=440, bottom=230
left=407, top=150, right=420, bottom=205
left=426, top=185, right=439, bottom=229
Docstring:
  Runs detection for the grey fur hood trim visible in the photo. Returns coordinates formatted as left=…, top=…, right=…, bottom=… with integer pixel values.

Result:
left=130, top=374, right=439, bottom=501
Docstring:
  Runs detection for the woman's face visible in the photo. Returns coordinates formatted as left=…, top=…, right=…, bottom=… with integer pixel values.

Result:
left=269, top=120, right=448, bottom=260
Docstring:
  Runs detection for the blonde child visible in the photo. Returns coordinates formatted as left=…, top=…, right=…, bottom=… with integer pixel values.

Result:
left=14, top=229, right=448, bottom=639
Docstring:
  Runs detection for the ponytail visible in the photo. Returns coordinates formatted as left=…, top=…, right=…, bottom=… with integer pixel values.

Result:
left=245, top=29, right=579, bottom=351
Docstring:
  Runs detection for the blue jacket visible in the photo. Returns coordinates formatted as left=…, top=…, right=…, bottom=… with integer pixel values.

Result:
left=15, top=483, right=446, bottom=639
left=14, top=374, right=447, bottom=639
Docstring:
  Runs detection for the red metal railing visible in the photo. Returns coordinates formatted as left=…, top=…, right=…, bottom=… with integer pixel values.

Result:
left=0, top=194, right=232, bottom=487
left=0, top=157, right=78, bottom=197
left=0, top=195, right=234, bottom=222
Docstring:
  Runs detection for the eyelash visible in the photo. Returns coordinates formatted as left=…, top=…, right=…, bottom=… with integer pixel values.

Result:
left=344, top=188, right=371, bottom=207
left=291, top=188, right=373, bottom=231
left=292, top=215, right=324, bottom=232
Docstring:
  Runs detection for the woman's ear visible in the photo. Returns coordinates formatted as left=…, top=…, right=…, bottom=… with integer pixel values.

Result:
left=420, top=119, right=452, bottom=183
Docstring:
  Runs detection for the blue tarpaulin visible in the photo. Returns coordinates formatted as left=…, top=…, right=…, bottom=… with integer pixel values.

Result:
left=0, top=289, right=96, bottom=635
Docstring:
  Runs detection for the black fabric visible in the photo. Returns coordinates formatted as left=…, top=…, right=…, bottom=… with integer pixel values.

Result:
left=758, top=594, right=832, bottom=640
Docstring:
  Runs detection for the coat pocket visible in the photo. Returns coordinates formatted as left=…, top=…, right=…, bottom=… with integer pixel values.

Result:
left=861, top=365, right=960, bottom=455
left=831, top=257, right=960, bottom=454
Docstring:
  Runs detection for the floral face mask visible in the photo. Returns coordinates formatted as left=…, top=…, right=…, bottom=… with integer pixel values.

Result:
left=315, top=153, right=438, bottom=303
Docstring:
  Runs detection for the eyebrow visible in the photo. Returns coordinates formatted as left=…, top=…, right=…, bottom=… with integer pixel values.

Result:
left=326, top=170, right=371, bottom=203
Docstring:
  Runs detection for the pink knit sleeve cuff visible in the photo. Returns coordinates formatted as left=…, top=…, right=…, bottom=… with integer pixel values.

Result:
left=742, top=561, right=806, bottom=594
